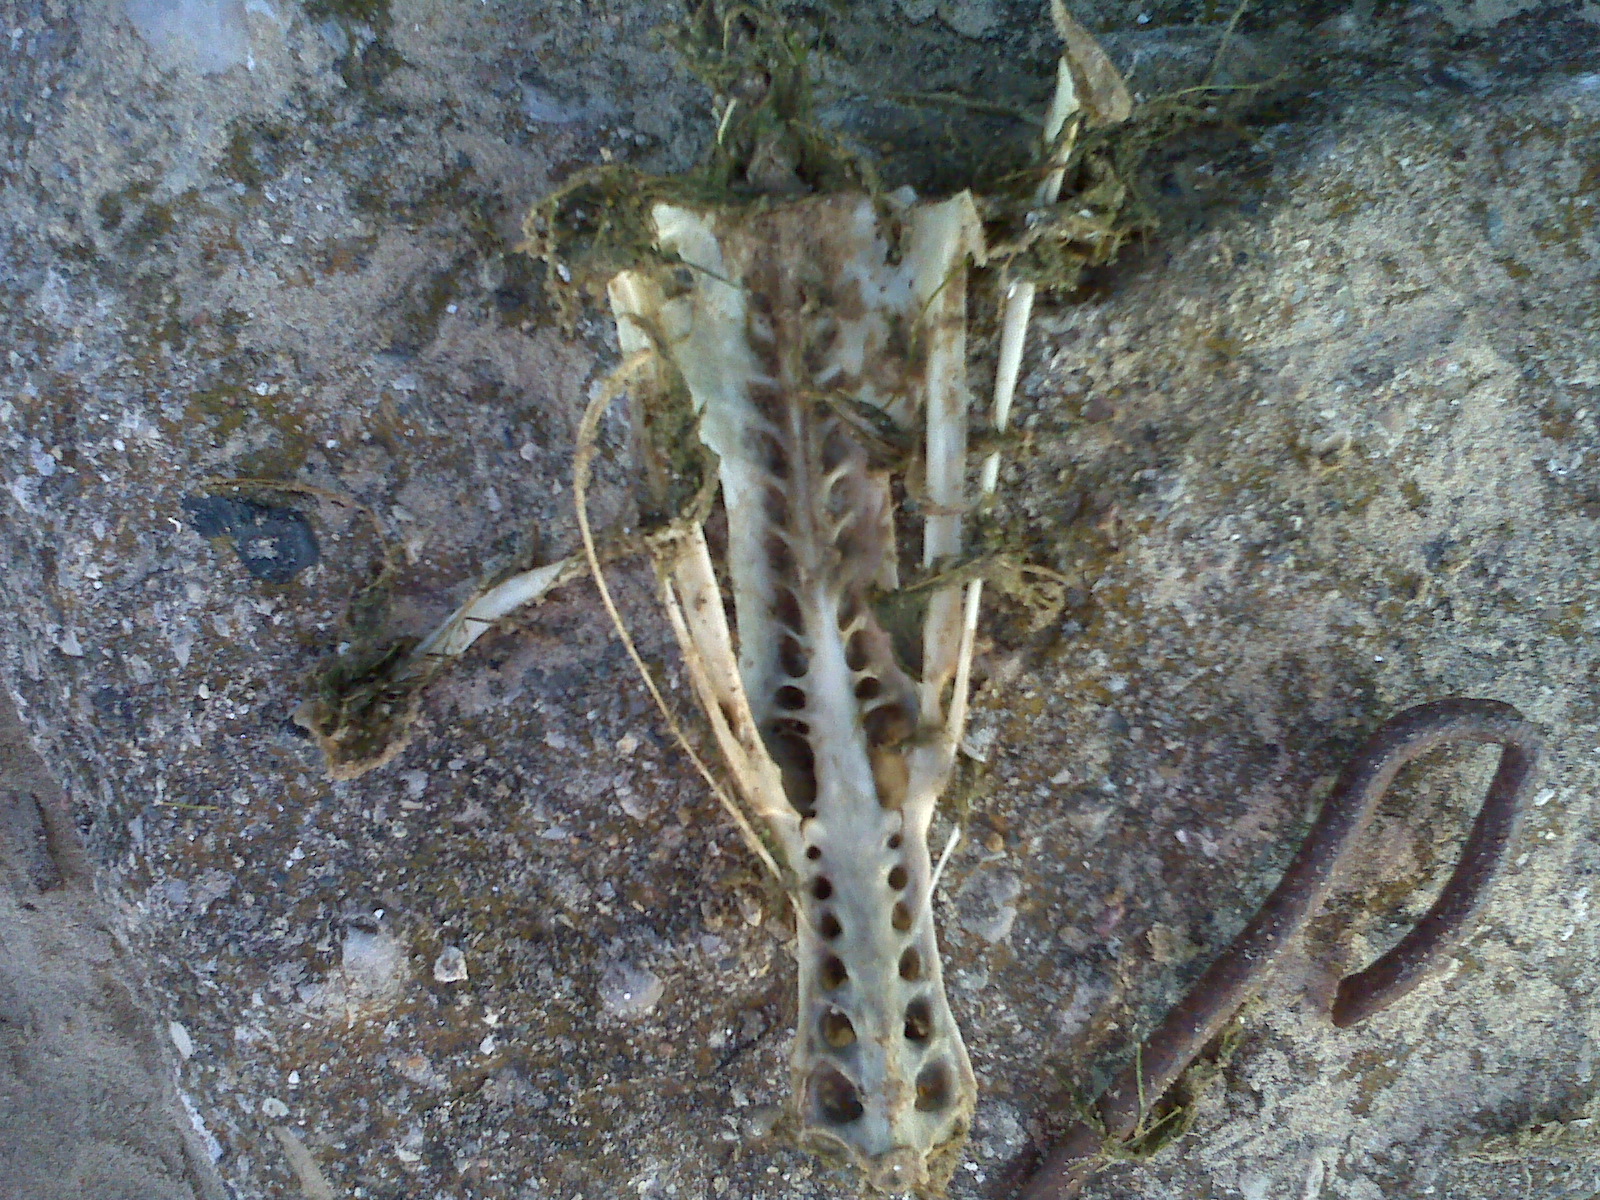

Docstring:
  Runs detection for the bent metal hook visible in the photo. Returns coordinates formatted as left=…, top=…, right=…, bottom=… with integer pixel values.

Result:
left=1019, top=697, right=1547, bottom=1200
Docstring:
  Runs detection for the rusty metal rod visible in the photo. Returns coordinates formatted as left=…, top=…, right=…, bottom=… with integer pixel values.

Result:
left=1019, top=697, right=1546, bottom=1200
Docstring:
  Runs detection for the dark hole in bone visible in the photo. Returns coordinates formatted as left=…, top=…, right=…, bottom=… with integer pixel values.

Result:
left=887, top=864, right=908, bottom=890
left=779, top=635, right=809, bottom=678
left=818, top=911, right=842, bottom=940
left=805, top=844, right=821, bottom=860
left=764, top=485, right=789, bottom=528
left=899, top=947, right=923, bottom=981
left=854, top=675, right=882, bottom=700
left=827, top=476, right=853, bottom=521
left=776, top=685, right=806, bottom=711
left=747, top=379, right=782, bottom=419
left=768, top=722, right=816, bottom=817
left=820, top=955, right=848, bottom=989
left=820, top=1008, right=857, bottom=1048
left=865, top=704, right=914, bottom=747
left=904, top=997, right=932, bottom=1042
left=820, top=427, right=852, bottom=473
left=812, top=1065, right=864, bottom=1125
left=871, top=746, right=908, bottom=810
left=887, top=832, right=902, bottom=850
left=844, top=629, right=871, bottom=672
left=764, top=532, right=794, bottom=576
left=755, top=430, right=788, bottom=479
left=891, top=901, right=912, bottom=932
left=774, top=588, right=803, bottom=634
left=812, top=876, right=834, bottom=901
left=915, top=1061, right=953, bottom=1113
left=802, top=322, right=842, bottom=378
left=786, top=784, right=817, bottom=819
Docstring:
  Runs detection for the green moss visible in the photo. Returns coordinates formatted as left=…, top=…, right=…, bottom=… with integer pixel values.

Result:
left=95, top=192, right=125, bottom=231
left=305, top=0, right=386, bottom=20
left=219, top=120, right=297, bottom=190
left=126, top=201, right=177, bottom=251
left=1496, top=256, right=1533, bottom=280
left=524, top=0, right=1173, bottom=337
left=1465, top=1096, right=1600, bottom=1164
left=180, top=360, right=314, bottom=477
left=1321, top=182, right=1377, bottom=218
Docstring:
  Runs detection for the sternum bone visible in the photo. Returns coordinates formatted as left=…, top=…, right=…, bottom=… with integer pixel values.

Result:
left=609, top=190, right=982, bottom=1192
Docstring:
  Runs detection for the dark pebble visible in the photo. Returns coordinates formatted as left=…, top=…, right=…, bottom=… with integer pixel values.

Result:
left=182, top=494, right=320, bottom=584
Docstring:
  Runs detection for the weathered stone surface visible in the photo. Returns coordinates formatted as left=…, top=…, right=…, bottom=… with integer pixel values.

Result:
left=2, top=2, right=1599, bottom=1199
left=0, top=686, right=226, bottom=1200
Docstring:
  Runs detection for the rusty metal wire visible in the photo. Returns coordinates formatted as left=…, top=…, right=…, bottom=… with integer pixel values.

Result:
left=1019, top=697, right=1547, bottom=1200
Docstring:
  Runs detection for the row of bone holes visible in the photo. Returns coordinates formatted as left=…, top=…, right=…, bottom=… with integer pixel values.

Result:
left=808, top=833, right=954, bottom=1127
left=754, top=385, right=913, bottom=816
left=749, top=394, right=953, bottom=1126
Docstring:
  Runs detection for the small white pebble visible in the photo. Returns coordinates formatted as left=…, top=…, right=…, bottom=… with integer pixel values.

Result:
left=432, top=946, right=468, bottom=984
left=599, top=961, right=663, bottom=1018
left=261, top=1097, right=289, bottom=1118
left=169, top=1021, right=194, bottom=1060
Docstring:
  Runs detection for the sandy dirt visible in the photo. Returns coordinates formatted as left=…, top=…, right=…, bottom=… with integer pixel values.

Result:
left=1, top=2, right=1598, bottom=1199
left=0, top=687, right=227, bottom=1200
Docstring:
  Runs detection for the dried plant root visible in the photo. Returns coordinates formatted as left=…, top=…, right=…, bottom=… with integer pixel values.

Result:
left=573, top=354, right=785, bottom=882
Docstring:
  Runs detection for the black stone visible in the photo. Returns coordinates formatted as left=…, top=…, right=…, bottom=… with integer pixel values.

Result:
left=182, top=495, right=320, bottom=584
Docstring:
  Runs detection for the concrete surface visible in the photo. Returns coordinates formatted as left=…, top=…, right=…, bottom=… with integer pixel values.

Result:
left=1, top=1, right=1598, bottom=1198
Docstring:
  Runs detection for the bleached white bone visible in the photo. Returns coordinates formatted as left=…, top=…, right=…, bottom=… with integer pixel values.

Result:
left=592, top=6, right=1111, bottom=1191
left=610, top=191, right=986, bottom=1192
